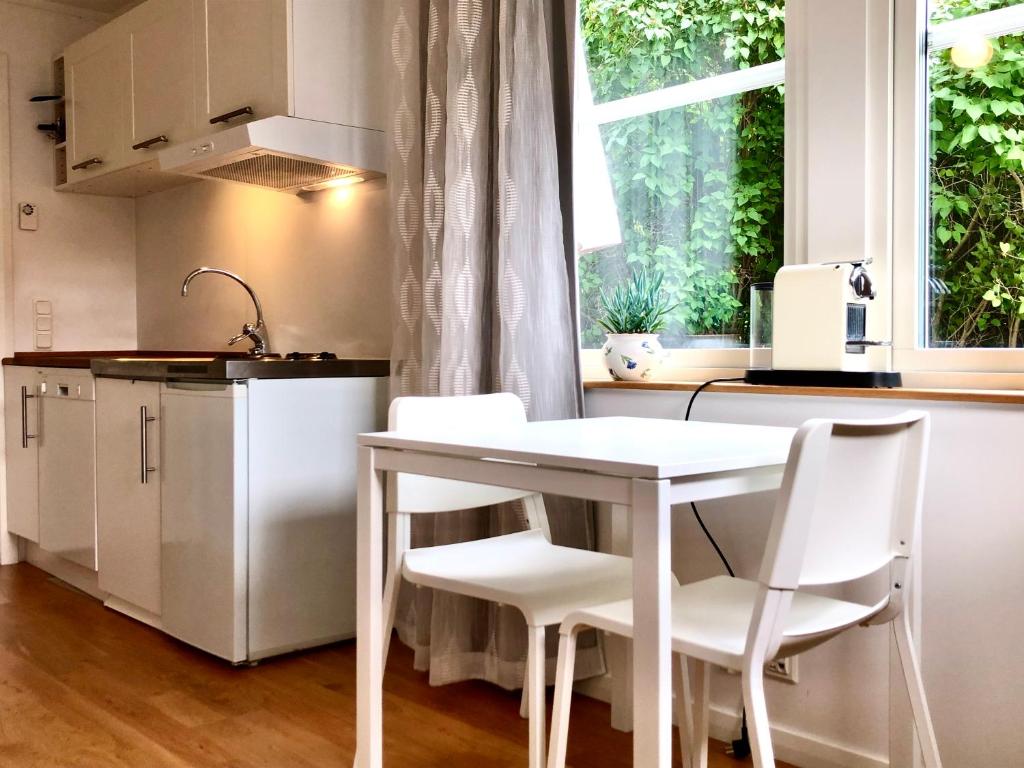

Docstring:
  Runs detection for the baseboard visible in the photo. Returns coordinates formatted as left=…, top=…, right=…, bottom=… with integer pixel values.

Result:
left=575, top=673, right=888, bottom=768
left=707, top=705, right=889, bottom=768
left=104, top=595, right=162, bottom=630
left=24, top=542, right=104, bottom=600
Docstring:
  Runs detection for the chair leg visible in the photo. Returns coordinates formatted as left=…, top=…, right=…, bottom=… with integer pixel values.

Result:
left=520, top=672, right=530, bottom=719
left=691, top=660, right=710, bottom=768
left=742, top=666, right=775, bottom=768
left=547, top=629, right=579, bottom=768
left=380, top=566, right=400, bottom=675
left=381, top=512, right=408, bottom=677
left=527, top=624, right=547, bottom=768
left=893, top=614, right=943, bottom=768
left=674, top=654, right=695, bottom=768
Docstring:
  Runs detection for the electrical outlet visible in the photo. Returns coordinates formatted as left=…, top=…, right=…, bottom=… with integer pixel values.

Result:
left=765, top=655, right=799, bottom=684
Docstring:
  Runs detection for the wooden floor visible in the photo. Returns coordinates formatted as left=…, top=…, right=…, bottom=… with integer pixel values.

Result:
left=0, top=563, right=793, bottom=767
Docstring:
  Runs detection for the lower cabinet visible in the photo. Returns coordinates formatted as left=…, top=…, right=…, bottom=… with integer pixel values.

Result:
left=3, top=366, right=40, bottom=542
left=96, top=378, right=162, bottom=616
left=3, top=365, right=98, bottom=567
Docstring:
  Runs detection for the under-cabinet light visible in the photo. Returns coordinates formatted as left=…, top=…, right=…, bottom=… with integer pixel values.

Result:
left=301, top=176, right=366, bottom=193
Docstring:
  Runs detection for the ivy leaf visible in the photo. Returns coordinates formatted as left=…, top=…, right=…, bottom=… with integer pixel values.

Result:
left=966, top=103, right=985, bottom=121
left=979, top=124, right=1002, bottom=143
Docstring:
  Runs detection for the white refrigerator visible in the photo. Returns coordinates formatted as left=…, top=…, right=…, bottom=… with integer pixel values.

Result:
left=160, top=376, right=386, bottom=663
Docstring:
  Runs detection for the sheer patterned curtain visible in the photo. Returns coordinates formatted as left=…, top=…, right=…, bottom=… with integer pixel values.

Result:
left=387, top=0, right=604, bottom=688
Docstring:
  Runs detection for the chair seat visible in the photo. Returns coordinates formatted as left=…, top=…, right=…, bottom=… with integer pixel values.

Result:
left=402, top=529, right=635, bottom=627
left=562, top=575, right=882, bottom=668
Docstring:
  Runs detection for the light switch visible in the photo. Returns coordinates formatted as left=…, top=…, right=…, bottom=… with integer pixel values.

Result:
left=18, top=203, right=38, bottom=231
left=33, top=298, right=53, bottom=350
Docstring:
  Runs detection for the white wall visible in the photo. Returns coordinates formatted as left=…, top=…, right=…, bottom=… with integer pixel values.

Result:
left=134, top=178, right=391, bottom=358
left=1, top=0, right=137, bottom=351
left=586, top=388, right=1023, bottom=768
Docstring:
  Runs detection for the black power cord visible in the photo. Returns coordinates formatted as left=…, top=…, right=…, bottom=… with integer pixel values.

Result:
left=684, top=377, right=751, bottom=760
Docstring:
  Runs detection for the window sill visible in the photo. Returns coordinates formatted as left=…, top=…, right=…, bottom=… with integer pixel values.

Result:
left=583, top=378, right=1024, bottom=406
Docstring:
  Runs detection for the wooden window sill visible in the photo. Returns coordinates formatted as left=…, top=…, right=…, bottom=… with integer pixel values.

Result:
left=584, top=379, right=1024, bottom=406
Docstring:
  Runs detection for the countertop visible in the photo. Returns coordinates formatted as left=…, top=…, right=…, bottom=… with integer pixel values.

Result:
left=4, top=351, right=391, bottom=381
left=2, top=351, right=247, bottom=369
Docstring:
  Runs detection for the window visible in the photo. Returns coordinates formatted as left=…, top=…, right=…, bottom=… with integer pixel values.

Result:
left=926, top=1, right=1024, bottom=349
left=574, top=1, right=785, bottom=354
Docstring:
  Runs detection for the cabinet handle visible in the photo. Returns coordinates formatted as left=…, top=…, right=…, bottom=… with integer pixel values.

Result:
left=132, top=135, right=169, bottom=151
left=71, top=157, right=103, bottom=171
left=20, top=386, right=37, bottom=449
left=140, top=405, right=157, bottom=484
left=209, top=106, right=254, bottom=125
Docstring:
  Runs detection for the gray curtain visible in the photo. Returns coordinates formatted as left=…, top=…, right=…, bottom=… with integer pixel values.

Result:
left=387, top=0, right=604, bottom=689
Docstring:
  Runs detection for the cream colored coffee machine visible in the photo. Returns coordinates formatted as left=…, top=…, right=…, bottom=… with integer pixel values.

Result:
left=745, top=260, right=902, bottom=388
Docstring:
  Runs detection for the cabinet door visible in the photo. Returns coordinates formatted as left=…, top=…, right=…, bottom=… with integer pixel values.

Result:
left=3, top=367, right=39, bottom=542
left=161, top=383, right=248, bottom=662
left=37, top=393, right=97, bottom=571
left=195, top=0, right=288, bottom=129
left=66, top=28, right=128, bottom=179
left=96, top=379, right=161, bottom=615
left=126, top=0, right=196, bottom=155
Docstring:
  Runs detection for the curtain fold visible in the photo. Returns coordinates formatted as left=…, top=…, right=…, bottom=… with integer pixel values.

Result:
left=387, top=0, right=604, bottom=689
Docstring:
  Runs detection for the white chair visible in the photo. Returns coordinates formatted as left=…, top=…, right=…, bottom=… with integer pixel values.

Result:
left=547, top=411, right=942, bottom=768
left=382, top=393, right=636, bottom=768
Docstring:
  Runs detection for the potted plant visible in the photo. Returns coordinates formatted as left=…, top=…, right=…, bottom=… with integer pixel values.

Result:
left=599, top=267, right=675, bottom=381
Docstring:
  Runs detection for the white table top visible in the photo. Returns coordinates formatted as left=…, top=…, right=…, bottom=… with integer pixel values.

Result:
left=359, top=416, right=796, bottom=480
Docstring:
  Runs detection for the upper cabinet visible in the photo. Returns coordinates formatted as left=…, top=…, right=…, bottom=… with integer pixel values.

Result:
left=65, top=26, right=127, bottom=181
left=61, top=0, right=385, bottom=197
left=127, top=0, right=197, bottom=154
left=197, top=0, right=289, bottom=128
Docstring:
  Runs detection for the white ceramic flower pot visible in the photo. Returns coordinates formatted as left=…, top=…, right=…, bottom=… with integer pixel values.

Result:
left=602, top=333, right=666, bottom=381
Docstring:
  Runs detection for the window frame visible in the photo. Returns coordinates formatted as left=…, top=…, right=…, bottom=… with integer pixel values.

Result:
left=893, top=0, right=1024, bottom=384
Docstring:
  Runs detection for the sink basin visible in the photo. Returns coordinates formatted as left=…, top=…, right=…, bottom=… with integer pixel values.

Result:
left=90, top=356, right=389, bottom=381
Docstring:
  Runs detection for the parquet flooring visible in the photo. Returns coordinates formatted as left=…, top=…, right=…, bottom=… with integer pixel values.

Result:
left=0, top=563, right=793, bottom=767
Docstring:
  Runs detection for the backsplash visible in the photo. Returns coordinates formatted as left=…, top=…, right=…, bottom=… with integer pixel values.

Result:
left=134, top=177, right=391, bottom=358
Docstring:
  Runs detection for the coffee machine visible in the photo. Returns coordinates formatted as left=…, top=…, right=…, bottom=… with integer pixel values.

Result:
left=745, top=260, right=902, bottom=388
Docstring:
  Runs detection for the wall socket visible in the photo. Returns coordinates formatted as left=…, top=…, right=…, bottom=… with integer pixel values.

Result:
left=765, top=655, right=799, bottom=684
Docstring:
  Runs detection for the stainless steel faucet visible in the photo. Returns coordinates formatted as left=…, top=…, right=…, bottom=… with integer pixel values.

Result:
left=181, top=267, right=271, bottom=356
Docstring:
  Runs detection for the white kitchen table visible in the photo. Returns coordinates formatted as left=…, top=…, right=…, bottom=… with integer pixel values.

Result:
left=355, top=416, right=796, bottom=768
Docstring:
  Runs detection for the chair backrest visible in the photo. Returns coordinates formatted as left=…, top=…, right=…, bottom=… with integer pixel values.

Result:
left=388, top=393, right=539, bottom=514
left=758, top=410, right=930, bottom=592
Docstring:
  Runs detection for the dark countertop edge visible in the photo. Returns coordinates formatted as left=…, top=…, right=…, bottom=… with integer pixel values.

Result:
left=2, top=351, right=248, bottom=369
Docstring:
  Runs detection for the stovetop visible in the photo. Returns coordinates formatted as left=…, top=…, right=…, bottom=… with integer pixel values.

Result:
left=283, top=351, right=339, bottom=361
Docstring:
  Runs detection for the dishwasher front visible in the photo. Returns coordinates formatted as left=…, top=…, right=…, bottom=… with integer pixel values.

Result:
left=37, top=368, right=97, bottom=570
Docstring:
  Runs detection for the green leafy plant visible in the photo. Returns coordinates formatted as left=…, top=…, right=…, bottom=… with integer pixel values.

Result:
left=599, top=267, right=676, bottom=334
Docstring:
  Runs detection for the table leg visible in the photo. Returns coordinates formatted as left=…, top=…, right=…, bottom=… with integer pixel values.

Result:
left=356, top=446, right=384, bottom=768
left=609, top=503, right=633, bottom=732
left=631, top=479, right=672, bottom=767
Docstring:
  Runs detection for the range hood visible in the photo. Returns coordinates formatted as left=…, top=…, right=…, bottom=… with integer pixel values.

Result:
left=159, top=116, right=386, bottom=194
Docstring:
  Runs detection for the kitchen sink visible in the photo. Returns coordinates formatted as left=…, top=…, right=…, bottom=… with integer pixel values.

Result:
left=90, top=356, right=389, bottom=381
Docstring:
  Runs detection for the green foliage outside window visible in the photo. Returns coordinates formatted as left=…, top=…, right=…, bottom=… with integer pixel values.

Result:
left=578, top=0, right=785, bottom=348
left=929, top=0, right=1024, bottom=347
